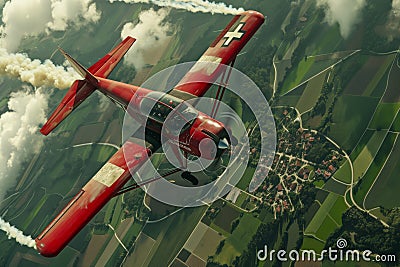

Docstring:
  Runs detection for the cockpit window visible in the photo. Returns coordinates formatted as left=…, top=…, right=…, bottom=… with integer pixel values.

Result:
left=140, top=91, right=198, bottom=133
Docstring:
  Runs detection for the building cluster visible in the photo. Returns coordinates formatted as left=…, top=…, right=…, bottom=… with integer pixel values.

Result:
left=247, top=108, right=343, bottom=217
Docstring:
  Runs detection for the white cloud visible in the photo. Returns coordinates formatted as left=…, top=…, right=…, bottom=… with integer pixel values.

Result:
left=316, top=0, right=366, bottom=39
left=47, top=0, right=101, bottom=31
left=0, top=88, right=48, bottom=200
left=121, top=8, right=171, bottom=70
left=393, top=0, right=400, bottom=16
left=0, top=0, right=53, bottom=51
left=0, top=0, right=101, bottom=51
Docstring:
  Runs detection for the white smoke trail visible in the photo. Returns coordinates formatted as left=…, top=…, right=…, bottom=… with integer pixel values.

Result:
left=316, top=0, right=366, bottom=39
left=109, top=0, right=244, bottom=15
left=0, top=89, right=47, bottom=250
left=0, top=49, right=79, bottom=89
left=0, top=217, right=36, bottom=249
left=121, top=8, right=171, bottom=70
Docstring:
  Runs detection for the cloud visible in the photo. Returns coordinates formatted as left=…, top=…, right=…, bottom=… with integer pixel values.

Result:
left=0, top=48, right=80, bottom=89
left=47, top=0, right=101, bottom=31
left=393, top=0, right=400, bottom=16
left=0, top=0, right=101, bottom=51
left=316, top=0, right=366, bottom=39
left=121, top=8, right=171, bottom=70
left=0, top=88, right=48, bottom=200
left=109, top=0, right=244, bottom=15
left=0, top=0, right=52, bottom=51
left=384, top=0, right=400, bottom=39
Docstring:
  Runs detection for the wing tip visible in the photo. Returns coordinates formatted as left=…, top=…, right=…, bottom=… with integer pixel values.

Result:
left=242, top=10, right=265, bottom=21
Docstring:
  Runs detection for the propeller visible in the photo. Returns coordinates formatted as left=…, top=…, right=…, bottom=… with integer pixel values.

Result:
left=202, top=129, right=231, bottom=152
left=218, top=138, right=230, bottom=150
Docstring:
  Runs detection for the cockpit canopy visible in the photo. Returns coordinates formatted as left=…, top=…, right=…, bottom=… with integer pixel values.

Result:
left=140, top=91, right=198, bottom=133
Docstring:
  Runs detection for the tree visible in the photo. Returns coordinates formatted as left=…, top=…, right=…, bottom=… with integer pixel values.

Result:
left=215, top=240, right=225, bottom=255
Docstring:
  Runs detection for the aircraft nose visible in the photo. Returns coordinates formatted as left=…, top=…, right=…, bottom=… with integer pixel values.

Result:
left=218, top=137, right=230, bottom=150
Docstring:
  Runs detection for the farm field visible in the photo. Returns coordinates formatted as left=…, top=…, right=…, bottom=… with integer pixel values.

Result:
left=344, top=55, right=394, bottom=96
left=146, top=206, right=207, bottom=267
left=295, top=70, right=328, bottom=113
left=214, top=214, right=261, bottom=266
left=349, top=129, right=374, bottom=161
left=364, top=136, right=400, bottom=209
left=382, top=56, right=400, bottom=102
left=303, top=193, right=346, bottom=243
left=353, top=132, right=398, bottom=207
left=351, top=130, right=387, bottom=182
left=305, top=193, right=338, bottom=238
left=329, top=95, right=379, bottom=151
left=391, top=111, right=400, bottom=131
left=369, top=102, right=400, bottom=130
left=301, top=237, right=325, bottom=253
left=322, top=179, right=348, bottom=195
left=333, top=160, right=352, bottom=184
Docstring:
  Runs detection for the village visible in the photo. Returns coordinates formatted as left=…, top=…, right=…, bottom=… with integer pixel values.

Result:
left=246, top=108, right=344, bottom=217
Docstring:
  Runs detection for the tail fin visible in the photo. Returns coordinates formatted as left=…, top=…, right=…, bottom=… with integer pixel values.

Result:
left=40, top=36, right=136, bottom=135
left=58, top=47, right=98, bottom=86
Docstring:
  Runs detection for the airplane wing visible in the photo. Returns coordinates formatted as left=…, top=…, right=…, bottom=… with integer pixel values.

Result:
left=170, top=10, right=265, bottom=99
left=35, top=140, right=151, bottom=257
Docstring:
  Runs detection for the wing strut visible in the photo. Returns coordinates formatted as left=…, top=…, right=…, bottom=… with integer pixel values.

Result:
left=113, top=168, right=181, bottom=196
left=211, top=57, right=236, bottom=118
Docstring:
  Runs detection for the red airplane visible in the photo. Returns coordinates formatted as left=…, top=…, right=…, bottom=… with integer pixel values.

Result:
left=35, top=10, right=264, bottom=257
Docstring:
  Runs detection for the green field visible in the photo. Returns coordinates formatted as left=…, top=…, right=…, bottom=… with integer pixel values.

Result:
left=353, top=132, right=397, bottom=207
left=281, top=57, right=316, bottom=94
left=147, top=206, right=207, bottom=267
left=364, top=135, right=400, bottom=209
left=344, top=55, right=394, bottom=96
left=305, top=193, right=339, bottom=237
left=295, top=70, right=327, bottom=113
left=335, top=130, right=385, bottom=183
left=329, top=95, right=379, bottom=151
left=301, top=237, right=325, bottom=253
left=369, top=103, right=400, bottom=129
left=364, top=55, right=395, bottom=96
left=276, top=95, right=301, bottom=107
left=391, top=111, right=400, bottom=131
left=236, top=167, right=256, bottom=191
left=309, top=194, right=346, bottom=242
left=352, top=130, right=387, bottom=181
left=215, top=214, right=261, bottom=266
left=349, top=129, right=374, bottom=161
left=333, top=160, right=352, bottom=184
left=322, top=179, right=348, bottom=196
left=304, top=192, right=347, bottom=243
left=315, top=216, right=338, bottom=240
left=328, top=196, right=348, bottom=224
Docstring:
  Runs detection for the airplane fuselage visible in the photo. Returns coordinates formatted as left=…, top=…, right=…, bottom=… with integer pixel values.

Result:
left=96, top=77, right=230, bottom=160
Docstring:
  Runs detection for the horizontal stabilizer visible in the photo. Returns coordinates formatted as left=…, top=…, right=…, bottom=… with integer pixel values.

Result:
left=40, top=80, right=95, bottom=135
left=88, top=36, right=136, bottom=78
